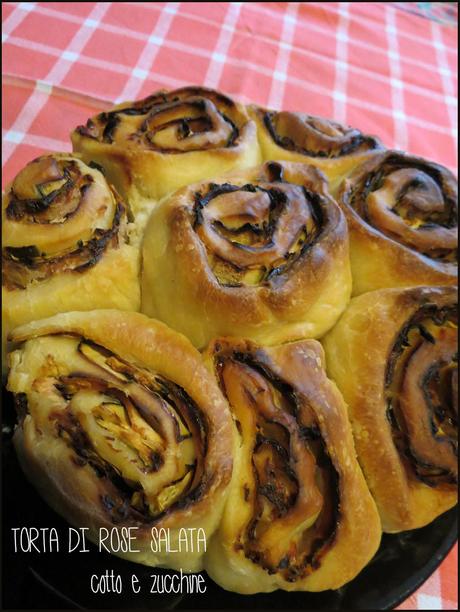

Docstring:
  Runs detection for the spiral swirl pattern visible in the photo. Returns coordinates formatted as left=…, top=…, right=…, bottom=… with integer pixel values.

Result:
left=2, top=154, right=129, bottom=291
left=216, top=351, right=338, bottom=580
left=341, top=151, right=458, bottom=263
left=15, top=335, right=207, bottom=520
left=7, top=311, right=233, bottom=570
left=385, top=301, right=458, bottom=487
left=322, top=286, right=458, bottom=532
left=261, top=110, right=381, bottom=158
left=76, top=87, right=246, bottom=153
left=193, top=170, right=326, bottom=287
left=203, top=338, right=380, bottom=593
left=141, top=161, right=351, bottom=347
left=72, top=87, right=260, bottom=206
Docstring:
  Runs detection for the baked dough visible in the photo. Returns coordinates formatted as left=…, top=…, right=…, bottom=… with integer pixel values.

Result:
left=141, top=160, right=351, bottom=348
left=202, top=336, right=381, bottom=593
left=337, top=150, right=457, bottom=295
left=7, top=310, right=234, bottom=572
left=71, top=86, right=261, bottom=212
left=2, top=154, right=140, bottom=375
left=322, top=286, right=458, bottom=532
left=250, top=105, right=382, bottom=193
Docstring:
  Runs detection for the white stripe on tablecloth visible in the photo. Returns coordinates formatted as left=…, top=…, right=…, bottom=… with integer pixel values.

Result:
left=385, top=5, right=408, bottom=150
left=3, top=3, right=110, bottom=164
left=417, top=563, right=443, bottom=610
left=205, top=2, right=242, bottom=89
left=4, top=32, right=455, bottom=139
left=115, top=2, right=180, bottom=103
left=2, top=2, right=35, bottom=42
left=431, top=21, right=458, bottom=153
left=268, top=3, right=299, bottom=109
left=333, top=2, right=349, bottom=123
left=8, top=1, right=457, bottom=80
left=2, top=128, right=70, bottom=152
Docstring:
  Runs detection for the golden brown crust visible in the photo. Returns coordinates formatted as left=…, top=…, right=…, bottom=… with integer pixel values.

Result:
left=202, top=337, right=381, bottom=593
left=3, top=154, right=131, bottom=289
left=8, top=310, right=234, bottom=571
left=322, top=286, right=458, bottom=532
left=249, top=105, right=383, bottom=194
left=141, top=160, right=352, bottom=348
left=2, top=154, right=140, bottom=376
left=337, top=151, right=458, bottom=295
left=71, top=87, right=261, bottom=209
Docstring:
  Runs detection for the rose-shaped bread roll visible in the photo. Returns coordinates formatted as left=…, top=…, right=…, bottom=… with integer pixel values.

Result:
left=2, top=154, right=140, bottom=374
left=7, top=311, right=234, bottom=571
left=71, top=87, right=261, bottom=212
left=202, top=337, right=381, bottom=593
left=337, top=151, right=457, bottom=295
left=141, top=161, right=351, bottom=348
left=250, top=105, right=382, bottom=193
left=322, top=286, right=458, bottom=532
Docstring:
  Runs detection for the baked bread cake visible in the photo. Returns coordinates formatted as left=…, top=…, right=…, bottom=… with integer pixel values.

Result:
left=202, top=336, right=381, bottom=593
left=337, top=151, right=457, bottom=294
left=2, top=153, right=140, bottom=374
left=141, top=160, right=351, bottom=348
left=322, top=286, right=458, bottom=532
left=72, top=86, right=261, bottom=212
left=7, top=310, right=234, bottom=572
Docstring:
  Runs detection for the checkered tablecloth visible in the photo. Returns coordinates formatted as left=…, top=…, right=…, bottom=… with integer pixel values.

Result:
left=2, top=2, right=458, bottom=610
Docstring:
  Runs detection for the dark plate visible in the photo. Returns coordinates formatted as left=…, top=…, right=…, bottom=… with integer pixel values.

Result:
left=2, top=388, right=457, bottom=610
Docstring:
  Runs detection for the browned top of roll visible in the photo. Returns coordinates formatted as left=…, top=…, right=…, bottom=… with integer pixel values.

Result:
left=385, top=286, right=458, bottom=488
left=209, top=338, right=342, bottom=581
left=29, top=338, right=209, bottom=523
left=341, top=151, right=458, bottom=263
left=202, top=335, right=381, bottom=591
left=256, top=107, right=381, bottom=158
left=75, top=87, right=251, bottom=153
left=190, top=161, right=345, bottom=292
left=2, top=154, right=130, bottom=291
left=8, top=310, right=234, bottom=532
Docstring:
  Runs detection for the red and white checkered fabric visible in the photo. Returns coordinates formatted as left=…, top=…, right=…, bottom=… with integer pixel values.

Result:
left=2, top=3, right=458, bottom=609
